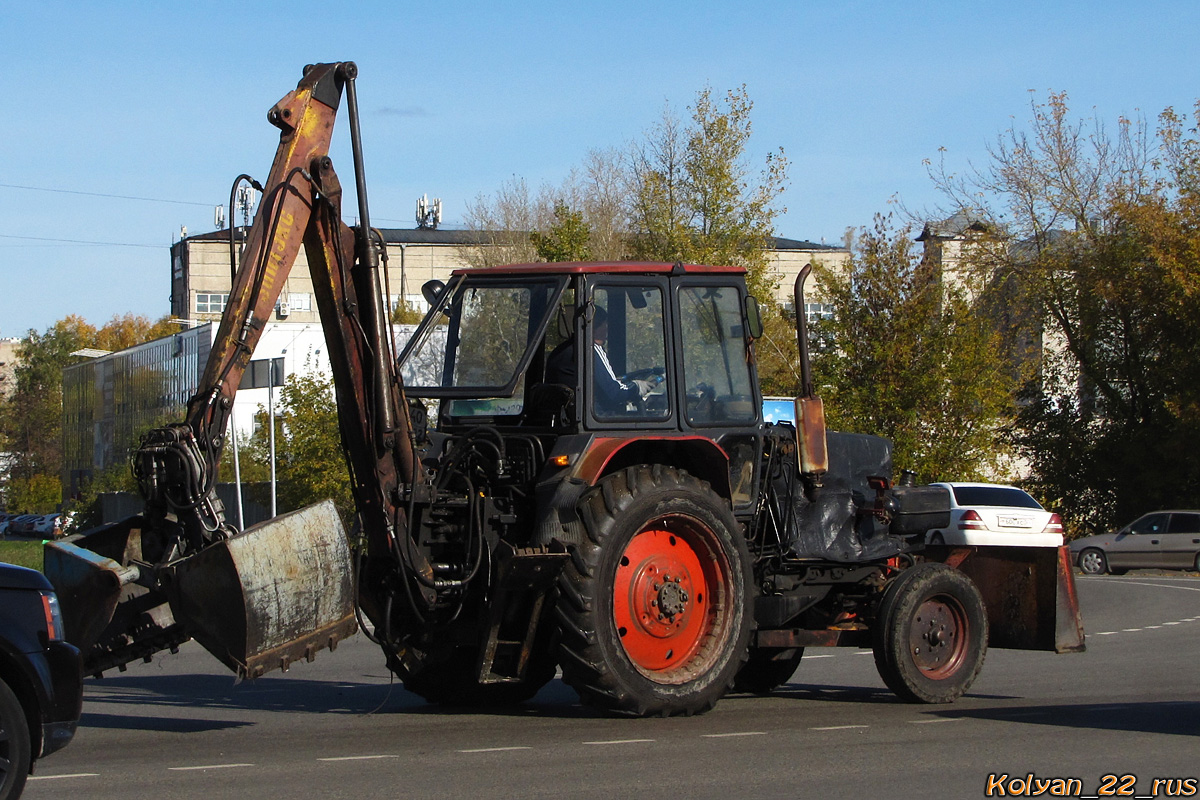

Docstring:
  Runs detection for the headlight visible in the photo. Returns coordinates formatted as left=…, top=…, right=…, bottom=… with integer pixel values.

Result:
left=40, top=591, right=64, bottom=642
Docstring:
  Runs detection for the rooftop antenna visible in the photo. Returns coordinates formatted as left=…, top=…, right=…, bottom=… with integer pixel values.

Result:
left=214, top=205, right=226, bottom=229
left=416, top=194, right=442, bottom=229
left=236, top=186, right=258, bottom=230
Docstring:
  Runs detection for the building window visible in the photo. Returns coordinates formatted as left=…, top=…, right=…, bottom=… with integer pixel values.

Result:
left=197, top=293, right=229, bottom=314
left=288, top=293, right=312, bottom=311
left=804, top=302, right=834, bottom=324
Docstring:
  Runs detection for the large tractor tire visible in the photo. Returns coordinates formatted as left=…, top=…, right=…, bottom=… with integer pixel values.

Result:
left=556, top=465, right=753, bottom=717
left=872, top=562, right=987, bottom=704
left=733, top=647, right=805, bottom=694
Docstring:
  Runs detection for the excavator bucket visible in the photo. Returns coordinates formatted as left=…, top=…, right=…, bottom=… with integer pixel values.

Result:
left=46, top=500, right=359, bottom=678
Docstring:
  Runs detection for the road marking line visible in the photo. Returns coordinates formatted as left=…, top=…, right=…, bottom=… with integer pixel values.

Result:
left=168, top=763, right=254, bottom=771
left=909, top=718, right=963, bottom=724
left=318, top=754, right=400, bottom=761
left=1121, top=628, right=1141, bottom=632
left=701, top=731, right=767, bottom=738
left=28, top=773, right=99, bottom=781
left=457, top=747, right=532, bottom=753
left=809, top=724, right=868, bottom=731
left=806, top=654, right=835, bottom=659
left=1095, top=631, right=1118, bottom=635
left=1164, top=621, right=1182, bottom=625
left=583, top=739, right=655, bottom=745
left=855, top=650, right=874, bottom=655
left=1114, top=581, right=1200, bottom=594
left=1146, top=625, right=1163, bottom=629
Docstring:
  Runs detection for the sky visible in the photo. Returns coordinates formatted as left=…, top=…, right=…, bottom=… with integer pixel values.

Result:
left=2, top=0, right=1198, bottom=337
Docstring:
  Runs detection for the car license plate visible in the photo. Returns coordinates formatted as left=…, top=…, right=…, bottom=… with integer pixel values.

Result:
left=998, top=516, right=1032, bottom=528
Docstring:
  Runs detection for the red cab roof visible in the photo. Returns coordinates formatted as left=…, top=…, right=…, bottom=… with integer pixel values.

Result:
left=450, top=261, right=748, bottom=277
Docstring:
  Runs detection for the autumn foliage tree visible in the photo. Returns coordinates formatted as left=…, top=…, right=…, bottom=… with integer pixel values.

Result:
left=0, top=313, right=178, bottom=512
left=930, top=93, right=1200, bottom=531
left=811, top=216, right=1014, bottom=482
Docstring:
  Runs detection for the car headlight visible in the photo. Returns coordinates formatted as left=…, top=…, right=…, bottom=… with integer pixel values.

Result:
left=40, top=590, right=65, bottom=642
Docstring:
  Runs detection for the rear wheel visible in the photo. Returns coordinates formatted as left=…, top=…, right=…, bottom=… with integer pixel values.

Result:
left=734, top=647, right=805, bottom=694
left=556, top=465, right=752, bottom=716
left=1078, top=548, right=1108, bottom=576
left=0, top=679, right=30, bottom=800
left=873, top=563, right=987, bottom=704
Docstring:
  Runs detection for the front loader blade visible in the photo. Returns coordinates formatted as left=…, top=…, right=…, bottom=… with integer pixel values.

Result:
left=164, top=500, right=359, bottom=679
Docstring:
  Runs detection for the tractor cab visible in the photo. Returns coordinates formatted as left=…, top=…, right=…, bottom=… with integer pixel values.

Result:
left=398, top=262, right=766, bottom=508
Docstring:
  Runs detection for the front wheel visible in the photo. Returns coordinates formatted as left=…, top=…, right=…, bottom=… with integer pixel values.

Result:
left=0, top=679, right=30, bottom=800
left=556, top=465, right=753, bottom=717
left=872, top=563, right=987, bottom=704
left=1078, top=548, right=1108, bottom=576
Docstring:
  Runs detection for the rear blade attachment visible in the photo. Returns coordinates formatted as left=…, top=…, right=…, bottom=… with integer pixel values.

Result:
left=45, top=515, right=186, bottom=676
left=46, top=500, right=359, bottom=678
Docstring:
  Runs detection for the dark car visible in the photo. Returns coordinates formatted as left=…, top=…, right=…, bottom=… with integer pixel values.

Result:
left=1070, top=510, right=1200, bottom=575
left=0, top=563, right=83, bottom=800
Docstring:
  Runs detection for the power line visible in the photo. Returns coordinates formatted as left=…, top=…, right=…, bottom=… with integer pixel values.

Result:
left=0, top=233, right=162, bottom=249
left=0, top=182, right=212, bottom=208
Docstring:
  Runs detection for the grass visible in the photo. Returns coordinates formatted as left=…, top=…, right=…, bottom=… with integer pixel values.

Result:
left=0, top=540, right=44, bottom=571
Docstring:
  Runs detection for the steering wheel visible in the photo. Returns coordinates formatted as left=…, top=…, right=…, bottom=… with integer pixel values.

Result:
left=622, top=366, right=665, bottom=385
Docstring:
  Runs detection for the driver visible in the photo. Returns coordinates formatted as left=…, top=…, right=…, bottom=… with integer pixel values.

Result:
left=591, top=307, right=652, bottom=415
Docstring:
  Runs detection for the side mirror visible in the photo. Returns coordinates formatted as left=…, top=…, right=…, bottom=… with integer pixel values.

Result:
left=421, top=279, right=446, bottom=307
left=744, top=295, right=764, bottom=340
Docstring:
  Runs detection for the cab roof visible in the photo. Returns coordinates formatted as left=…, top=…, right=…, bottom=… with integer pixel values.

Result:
left=450, top=261, right=748, bottom=278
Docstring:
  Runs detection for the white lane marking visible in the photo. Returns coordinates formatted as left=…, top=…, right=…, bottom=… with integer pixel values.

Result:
left=1121, top=628, right=1142, bottom=632
left=1146, top=625, right=1163, bottom=629
left=909, top=718, right=963, bottom=724
left=806, top=654, right=835, bottom=659
left=457, top=747, right=532, bottom=753
left=701, top=731, right=767, bottom=738
left=855, top=650, right=874, bottom=655
left=1164, top=621, right=1182, bottom=625
left=1095, top=631, right=1118, bottom=635
left=1111, top=580, right=1200, bottom=593
left=28, top=773, right=99, bottom=781
left=168, top=763, right=254, bottom=771
left=809, top=724, right=868, bottom=731
left=583, top=739, right=655, bottom=745
left=318, top=754, right=400, bottom=761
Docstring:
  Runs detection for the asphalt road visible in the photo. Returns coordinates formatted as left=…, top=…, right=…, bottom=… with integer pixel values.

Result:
left=25, top=574, right=1200, bottom=800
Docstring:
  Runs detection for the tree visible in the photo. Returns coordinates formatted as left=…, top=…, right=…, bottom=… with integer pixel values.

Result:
left=237, top=369, right=354, bottom=522
left=0, top=313, right=179, bottom=510
left=929, top=93, right=1200, bottom=532
left=627, top=86, right=788, bottom=300
left=463, top=149, right=630, bottom=269
left=811, top=215, right=1014, bottom=482
left=530, top=203, right=592, bottom=262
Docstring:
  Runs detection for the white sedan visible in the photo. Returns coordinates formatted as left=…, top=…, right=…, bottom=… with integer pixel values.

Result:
left=924, top=483, right=1064, bottom=547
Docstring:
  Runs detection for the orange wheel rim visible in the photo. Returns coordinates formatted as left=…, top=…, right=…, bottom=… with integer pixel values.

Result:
left=612, top=514, right=730, bottom=681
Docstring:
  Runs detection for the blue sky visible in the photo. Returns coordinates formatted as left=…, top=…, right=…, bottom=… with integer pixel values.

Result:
left=2, top=1, right=1198, bottom=337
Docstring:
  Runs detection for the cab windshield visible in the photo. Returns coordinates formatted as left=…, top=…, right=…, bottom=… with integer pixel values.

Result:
left=399, top=276, right=567, bottom=401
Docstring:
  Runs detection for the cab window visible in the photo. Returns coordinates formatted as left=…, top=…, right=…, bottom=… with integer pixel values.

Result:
left=589, top=286, right=669, bottom=420
left=678, top=285, right=756, bottom=425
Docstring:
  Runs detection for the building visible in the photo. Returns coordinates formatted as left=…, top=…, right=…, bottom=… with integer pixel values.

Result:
left=59, top=321, right=379, bottom=496
left=169, top=227, right=849, bottom=326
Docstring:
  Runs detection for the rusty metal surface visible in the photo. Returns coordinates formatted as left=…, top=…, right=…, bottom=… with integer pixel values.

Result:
left=794, top=396, right=828, bottom=475
left=165, top=500, right=357, bottom=678
left=44, top=518, right=189, bottom=674
left=926, top=544, right=1085, bottom=653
